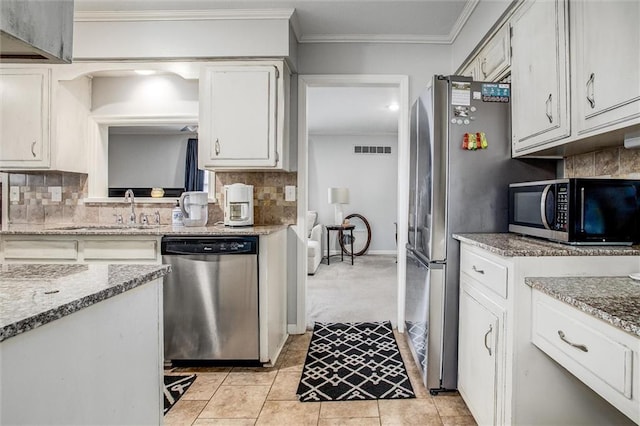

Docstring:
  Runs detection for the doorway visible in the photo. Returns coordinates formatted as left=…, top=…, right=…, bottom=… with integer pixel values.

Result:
left=294, top=75, right=410, bottom=334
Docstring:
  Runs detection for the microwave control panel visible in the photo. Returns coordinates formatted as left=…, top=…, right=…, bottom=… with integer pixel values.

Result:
left=555, top=183, right=568, bottom=231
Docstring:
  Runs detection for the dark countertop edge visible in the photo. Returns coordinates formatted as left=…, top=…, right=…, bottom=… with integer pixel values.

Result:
left=0, top=266, right=170, bottom=343
left=0, top=224, right=289, bottom=236
left=453, top=233, right=640, bottom=257
left=525, top=278, right=640, bottom=338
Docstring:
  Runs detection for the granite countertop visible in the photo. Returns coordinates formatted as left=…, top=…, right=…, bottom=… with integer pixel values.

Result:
left=453, top=233, right=640, bottom=257
left=525, top=276, right=640, bottom=338
left=0, top=224, right=289, bottom=236
left=0, top=263, right=171, bottom=343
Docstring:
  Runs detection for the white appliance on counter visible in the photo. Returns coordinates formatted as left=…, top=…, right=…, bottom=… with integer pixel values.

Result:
left=224, top=183, right=254, bottom=227
left=179, top=191, right=208, bottom=227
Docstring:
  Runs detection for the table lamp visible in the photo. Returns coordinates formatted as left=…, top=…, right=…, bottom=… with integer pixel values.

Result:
left=328, top=187, right=349, bottom=225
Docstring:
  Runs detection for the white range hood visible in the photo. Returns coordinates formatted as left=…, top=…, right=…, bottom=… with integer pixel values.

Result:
left=0, top=0, right=74, bottom=63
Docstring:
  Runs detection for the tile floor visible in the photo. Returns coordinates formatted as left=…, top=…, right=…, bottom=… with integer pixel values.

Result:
left=164, top=330, right=477, bottom=425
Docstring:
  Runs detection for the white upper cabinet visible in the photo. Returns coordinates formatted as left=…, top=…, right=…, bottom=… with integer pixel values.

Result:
left=572, top=0, right=640, bottom=136
left=510, top=0, right=570, bottom=156
left=0, top=66, right=90, bottom=172
left=199, top=61, right=293, bottom=170
left=477, top=24, right=511, bottom=82
left=458, top=23, right=511, bottom=83
left=0, top=68, right=50, bottom=168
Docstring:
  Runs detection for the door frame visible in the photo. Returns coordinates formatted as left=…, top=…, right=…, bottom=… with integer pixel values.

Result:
left=293, top=74, right=410, bottom=334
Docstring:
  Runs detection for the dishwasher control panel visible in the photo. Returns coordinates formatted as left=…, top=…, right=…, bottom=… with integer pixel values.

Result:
left=161, top=236, right=258, bottom=255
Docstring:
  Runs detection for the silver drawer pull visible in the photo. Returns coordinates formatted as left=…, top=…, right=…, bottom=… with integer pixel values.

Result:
left=484, top=324, right=493, bottom=356
left=557, top=330, right=588, bottom=352
left=472, top=265, right=485, bottom=274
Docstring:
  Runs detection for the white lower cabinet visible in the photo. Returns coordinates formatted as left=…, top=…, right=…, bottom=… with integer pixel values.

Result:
left=457, top=242, right=638, bottom=425
left=0, top=279, right=163, bottom=424
left=532, top=290, right=639, bottom=423
left=458, top=278, right=504, bottom=426
left=0, top=235, right=161, bottom=263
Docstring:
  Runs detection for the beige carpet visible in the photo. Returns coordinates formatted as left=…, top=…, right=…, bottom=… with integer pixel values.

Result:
left=306, top=254, right=398, bottom=329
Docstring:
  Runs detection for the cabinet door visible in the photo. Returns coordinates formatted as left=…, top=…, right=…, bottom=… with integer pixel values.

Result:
left=199, top=65, right=277, bottom=168
left=459, top=58, right=481, bottom=81
left=511, top=0, right=570, bottom=156
left=458, top=280, right=501, bottom=426
left=574, top=1, right=640, bottom=135
left=0, top=69, right=50, bottom=167
left=477, top=24, right=511, bottom=82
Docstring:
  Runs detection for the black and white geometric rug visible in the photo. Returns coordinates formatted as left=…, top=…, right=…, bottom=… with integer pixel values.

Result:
left=163, top=374, right=196, bottom=415
left=296, top=321, right=415, bottom=402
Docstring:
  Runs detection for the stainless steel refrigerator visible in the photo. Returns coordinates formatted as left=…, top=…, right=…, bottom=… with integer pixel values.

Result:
left=405, top=75, right=555, bottom=394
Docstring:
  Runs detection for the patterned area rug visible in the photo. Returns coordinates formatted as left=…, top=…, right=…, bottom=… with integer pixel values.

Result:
left=296, top=321, right=415, bottom=402
left=164, top=374, right=196, bottom=415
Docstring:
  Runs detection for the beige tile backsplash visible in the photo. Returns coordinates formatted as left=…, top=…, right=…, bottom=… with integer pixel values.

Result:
left=7, top=170, right=297, bottom=226
left=564, top=147, right=640, bottom=178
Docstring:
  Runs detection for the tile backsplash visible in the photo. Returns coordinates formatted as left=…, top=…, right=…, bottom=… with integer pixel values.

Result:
left=564, top=146, right=640, bottom=178
left=7, top=170, right=297, bottom=226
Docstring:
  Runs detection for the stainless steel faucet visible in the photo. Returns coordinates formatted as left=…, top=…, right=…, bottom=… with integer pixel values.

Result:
left=124, top=189, right=136, bottom=224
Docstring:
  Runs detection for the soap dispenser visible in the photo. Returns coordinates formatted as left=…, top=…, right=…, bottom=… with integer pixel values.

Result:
left=171, top=201, right=183, bottom=226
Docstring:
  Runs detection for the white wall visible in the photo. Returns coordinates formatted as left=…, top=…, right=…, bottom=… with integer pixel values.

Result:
left=73, top=18, right=291, bottom=60
left=451, top=0, right=513, bottom=71
left=309, top=134, right=398, bottom=253
left=108, top=133, right=189, bottom=189
left=91, top=74, right=198, bottom=117
left=297, top=43, right=452, bottom=103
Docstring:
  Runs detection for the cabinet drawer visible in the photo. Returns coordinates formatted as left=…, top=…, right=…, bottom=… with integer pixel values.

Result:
left=532, top=291, right=633, bottom=398
left=460, top=248, right=507, bottom=298
left=3, top=240, right=78, bottom=260
left=83, top=240, right=157, bottom=261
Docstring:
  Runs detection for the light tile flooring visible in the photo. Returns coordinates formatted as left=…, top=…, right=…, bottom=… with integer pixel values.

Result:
left=165, top=330, right=477, bottom=425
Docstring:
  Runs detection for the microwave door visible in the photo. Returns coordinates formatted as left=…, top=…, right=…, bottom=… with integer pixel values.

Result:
left=574, top=182, right=639, bottom=244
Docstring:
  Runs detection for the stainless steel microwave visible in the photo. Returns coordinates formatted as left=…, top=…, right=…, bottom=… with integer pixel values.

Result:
left=508, top=178, right=640, bottom=245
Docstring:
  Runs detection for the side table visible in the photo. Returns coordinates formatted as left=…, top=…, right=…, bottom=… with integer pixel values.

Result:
left=325, top=224, right=355, bottom=265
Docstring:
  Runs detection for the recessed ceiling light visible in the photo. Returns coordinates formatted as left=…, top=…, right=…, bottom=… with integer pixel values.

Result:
left=134, top=70, right=156, bottom=76
left=387, top=103, right=400, bottom=111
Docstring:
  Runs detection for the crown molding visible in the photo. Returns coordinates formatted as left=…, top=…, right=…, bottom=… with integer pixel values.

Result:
left=289, top=10, right=303, bottom=42
left=298, top=33, right=452, bottom=44
left=448, top=0, right=480, bottom=43
left=74, top=9, right=295, bottom=22
left=309, top=130, right=398, bottom=137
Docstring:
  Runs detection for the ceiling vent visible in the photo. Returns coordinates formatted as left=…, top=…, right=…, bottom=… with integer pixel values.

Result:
left=0, top=0, right=74, bottom=64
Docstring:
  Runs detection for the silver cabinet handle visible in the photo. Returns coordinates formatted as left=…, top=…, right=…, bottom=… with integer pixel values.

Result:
left=557, top=330, right=588, bottom=352
left=484, top=324, right=493, bottom=356
left=472, top=265, right=485, bottom=274
left=481, top=58, right=487, bottom=78
left=31, top=141, right=37, bottom=157
left=586, top=73, right=595, bottom=109
left=214, top=138, right=220, bottom=156
left=545, top=93, right=553, bottom=123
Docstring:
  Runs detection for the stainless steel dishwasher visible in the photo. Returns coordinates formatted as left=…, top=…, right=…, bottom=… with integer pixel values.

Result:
left=161, top=236, right=259, bottom=361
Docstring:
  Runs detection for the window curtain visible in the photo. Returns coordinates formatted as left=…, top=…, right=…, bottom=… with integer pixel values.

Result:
left=185, top=138, right=204, bottom=192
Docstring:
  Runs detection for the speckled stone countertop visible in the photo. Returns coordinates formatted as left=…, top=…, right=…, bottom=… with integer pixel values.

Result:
left=453, top=233, right=640, bottom=257
left=0, top=263, right=171, bottom=343
left=0, top=224, right=288, bottom=236
left=525, top=276, right=640, bottom=337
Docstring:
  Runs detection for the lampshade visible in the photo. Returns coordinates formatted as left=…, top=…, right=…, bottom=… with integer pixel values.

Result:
left=328, top=187, right=349, bottom=204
